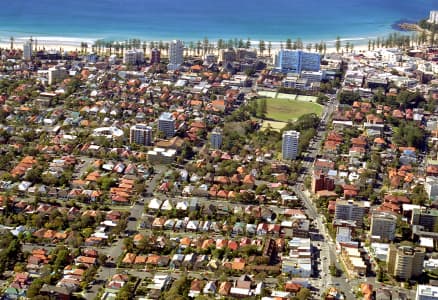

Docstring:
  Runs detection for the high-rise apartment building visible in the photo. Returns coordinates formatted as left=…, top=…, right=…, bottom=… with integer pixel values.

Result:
left=48, top=66, right=67, bottom=85
left=387, top=245, right=425, bottom=280
left=219, top=48, right=236, bottom=63
left=158, top=112, right=175, bottom=139
left=130, top=124, right=153, bottom=146
left=429, top=11, right=438, bottom=24
left=412, top=208, right=438, bottom=232
left=168, top=40, right=184, bottom=71
left=276, top=50, right=320, bottom=73
left=23, top=40, right=32, bottom=60
left=334, top=200, right=366, bottom=226
left=370, top=211, right=397, bottom=241
left=123, top=49, right=144, bottom=65
left=210, top=127, right=223, bottom=149
left=282, top=130, right=300, bottom=160
left=150, top=48, right=161, bottom=64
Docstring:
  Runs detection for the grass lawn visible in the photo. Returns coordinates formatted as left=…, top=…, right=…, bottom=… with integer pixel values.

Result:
left=260, top=120, right=288, bottom=131
left=257, top=98, right=323, bottom=122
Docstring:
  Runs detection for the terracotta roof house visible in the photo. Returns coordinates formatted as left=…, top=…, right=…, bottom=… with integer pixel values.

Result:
left=122, top=253, right=136, bottom=264
left=218, top=281, right=232, bottom=296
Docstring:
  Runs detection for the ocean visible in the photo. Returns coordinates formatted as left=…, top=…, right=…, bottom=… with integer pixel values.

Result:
left=0, top=0, right=436, bottom=46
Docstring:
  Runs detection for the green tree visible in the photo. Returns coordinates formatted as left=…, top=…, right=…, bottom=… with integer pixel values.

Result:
left=27, top=279, right=44, bottom=298
left=286, top=38, right=292, bottom=50
left=294, top=288, right=311, bottom=300
left=296, top=37, right=303, bottom=49
left=246, top=37, right=251, bottom=49
left=345, top=41, right=350, bottom=53
left=335, top=36, right=341, bottom=53
left=306, top=43, right=312, bottom=52
left=258, top=40, right=266, bottom=55
left=203, top=37, right=209, bottom=54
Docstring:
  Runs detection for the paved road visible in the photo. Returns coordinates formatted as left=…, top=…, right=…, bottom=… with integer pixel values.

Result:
left=84, top=165, right=167, bottom=299
left=293, top=97, right=417, bottom=299
left=291, top=98, right=359, bottom=299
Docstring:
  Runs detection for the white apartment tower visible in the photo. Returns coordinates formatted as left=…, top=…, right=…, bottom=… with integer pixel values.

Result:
left=168, top=40, right=184, bottom=71
left=123, top=49, right=144, bottom=65
left=130, top=124, right=153, bottom=146
left=23, top=40, right=32, bottom=60
left=48, top=66, right=67, bottom=85
left=282, top=130, right=300, bottom=160
left=158, top=112, right=176, bottom=138
left=429, top=11, right=438, bottom=24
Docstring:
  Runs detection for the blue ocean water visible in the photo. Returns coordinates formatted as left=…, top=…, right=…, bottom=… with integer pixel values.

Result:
left=0, top=0, right=436, bottom=44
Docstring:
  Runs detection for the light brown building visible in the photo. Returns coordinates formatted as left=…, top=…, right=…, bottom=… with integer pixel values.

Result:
left=387, top=244, right=425, bottom=280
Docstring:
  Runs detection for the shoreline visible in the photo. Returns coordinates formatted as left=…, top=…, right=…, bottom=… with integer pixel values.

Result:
left=0, top=40, right=372, bottom=57
left=0, top=22, right=417, bottom=54
left=0, top=33, right=406, bottom=55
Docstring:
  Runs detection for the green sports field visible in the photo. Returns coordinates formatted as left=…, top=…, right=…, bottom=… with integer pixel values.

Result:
left=257, top=98, right=323, bottom=122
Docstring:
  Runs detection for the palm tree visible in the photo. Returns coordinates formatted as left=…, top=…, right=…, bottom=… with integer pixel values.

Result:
left=9, top=36, right=14, bottom=50
left=323, top=43, right=327, bottom=55
left=268, top=41, right=272, bottom=57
